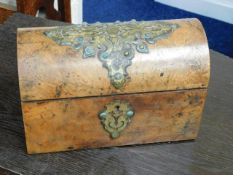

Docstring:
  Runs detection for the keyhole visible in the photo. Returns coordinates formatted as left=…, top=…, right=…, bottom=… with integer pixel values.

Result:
left=113, top=105, right=121, bottom=123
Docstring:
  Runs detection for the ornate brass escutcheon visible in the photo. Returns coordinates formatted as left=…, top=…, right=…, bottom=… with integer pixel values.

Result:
left=98, top=100, right=135, bottom=138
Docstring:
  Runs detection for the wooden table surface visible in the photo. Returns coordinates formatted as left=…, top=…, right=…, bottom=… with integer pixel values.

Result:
left=0, top=14, right=232, bottom=175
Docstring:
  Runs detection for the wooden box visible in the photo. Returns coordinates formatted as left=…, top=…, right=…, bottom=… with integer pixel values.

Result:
left=17, top=18, right=210, bottom=154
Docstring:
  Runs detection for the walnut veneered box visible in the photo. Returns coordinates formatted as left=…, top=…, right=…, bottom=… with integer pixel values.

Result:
left=17, top=18, right=210, bottom=154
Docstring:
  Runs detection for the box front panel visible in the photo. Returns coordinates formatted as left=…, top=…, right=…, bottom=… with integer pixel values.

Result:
left=22, top=89, right=207, bottom=154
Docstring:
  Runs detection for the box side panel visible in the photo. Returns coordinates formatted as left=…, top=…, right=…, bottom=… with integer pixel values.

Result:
left=22, top=89, right=207, bottom=154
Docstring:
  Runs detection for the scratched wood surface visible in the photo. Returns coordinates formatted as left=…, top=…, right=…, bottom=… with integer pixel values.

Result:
left=17, top=19, right=209, bottom=101
left=0, top=14, right=232, bottom=175
left=17, top=18, right=209, bottom=154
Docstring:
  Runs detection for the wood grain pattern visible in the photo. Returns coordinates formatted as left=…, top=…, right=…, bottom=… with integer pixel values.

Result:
left=17, top=18, right=210, bottom=101
left=17, top=18, right=210, bottom=154
left=0, top=14, right=232, bottom=175
left=22, top=89, right=206, bottom=154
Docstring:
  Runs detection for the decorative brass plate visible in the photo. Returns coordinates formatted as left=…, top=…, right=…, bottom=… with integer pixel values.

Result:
left=98, top=100, right=135, bottom=138
left=44, top=20, right=179, bottom=89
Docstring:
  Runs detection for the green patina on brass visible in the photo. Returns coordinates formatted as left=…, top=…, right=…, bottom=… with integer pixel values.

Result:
left=44, top=20, right=179, bottom=89
left=98, top=100, right=134, bottom=138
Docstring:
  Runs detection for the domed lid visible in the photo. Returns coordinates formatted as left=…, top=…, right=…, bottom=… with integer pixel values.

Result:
left=17, top=18, right=209, bottom=102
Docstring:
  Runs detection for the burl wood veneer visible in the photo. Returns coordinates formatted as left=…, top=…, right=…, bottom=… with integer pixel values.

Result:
left=17, top=18, right=210, bottom=154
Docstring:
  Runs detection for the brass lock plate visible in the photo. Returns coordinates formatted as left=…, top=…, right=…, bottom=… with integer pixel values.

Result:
left=98, top=100, right=135, bottom=138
